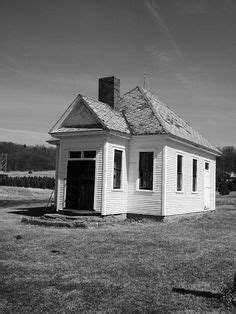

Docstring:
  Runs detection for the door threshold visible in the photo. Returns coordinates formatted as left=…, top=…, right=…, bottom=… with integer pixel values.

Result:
left=59, top=209, right=101, bottom=216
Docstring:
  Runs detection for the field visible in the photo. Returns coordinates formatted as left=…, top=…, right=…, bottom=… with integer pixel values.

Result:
left=7, top=170, right=55, bottom=178
left=0, top=187, right=235, bottom=312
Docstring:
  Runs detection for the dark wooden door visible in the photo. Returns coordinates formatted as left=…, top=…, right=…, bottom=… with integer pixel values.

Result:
left=65, top=160, right=95, bottom=210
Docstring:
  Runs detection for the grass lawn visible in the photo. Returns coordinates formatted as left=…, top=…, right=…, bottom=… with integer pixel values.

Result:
left=0, top=187, right=235, bottom=312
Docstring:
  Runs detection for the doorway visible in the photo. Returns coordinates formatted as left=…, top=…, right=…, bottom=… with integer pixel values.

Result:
left=65, top=160, right=95, bottom=210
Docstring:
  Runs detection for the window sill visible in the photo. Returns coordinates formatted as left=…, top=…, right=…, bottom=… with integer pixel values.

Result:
left=136, top=189, right=154, bottom=193
left=176, top=191, right=184, bottom=194
left=191, top=191, right=198, bottom=194
left=111, top=189, right=124, bottom=192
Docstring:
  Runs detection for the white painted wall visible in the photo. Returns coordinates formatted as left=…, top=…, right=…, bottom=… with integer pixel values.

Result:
left=56, top=135, right=105, bottom=212
left=126, top=136, right=164, bottom=215
left=164, top=139, right=216, bottom=216
left=55, top=133, right=216, bottom=217
left=104, top=135, right=129, bottom=215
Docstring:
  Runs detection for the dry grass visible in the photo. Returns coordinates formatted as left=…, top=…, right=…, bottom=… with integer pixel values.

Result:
left=0, top=186, right=52, bottom=208
left=0, top=187, right=235, bottom=312
left=216, top=191, right=236, bottom=205
left=0, top=186, right=52, bottom=200
left=7, top=170, right=55, bottom=178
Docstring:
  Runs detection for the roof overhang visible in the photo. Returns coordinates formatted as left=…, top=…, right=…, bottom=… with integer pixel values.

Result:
left=49, top=129, right=131, bottom=140
left=47, top=138, right=60, bottom=145
left=167, top=134, right=221, bottom=156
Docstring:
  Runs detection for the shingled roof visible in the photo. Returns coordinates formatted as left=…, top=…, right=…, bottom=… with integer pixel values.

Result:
left=119, top=87, right=220, bottom=154
left=49, top=94, right=130, bottom=135
left=50, top=86, right=220, bottom=154
left=82, top=96, right=130, bottom=134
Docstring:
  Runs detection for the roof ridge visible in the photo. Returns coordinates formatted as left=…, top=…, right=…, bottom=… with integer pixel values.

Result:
left=143, top=90, right=214, bottom=143
left=121, top=86, right=139, bottom=97
left=83, top=95, right=124, bottom=117
left=81, top=95, right=130, bottom=134
left=138, top=86, right=169, bottom=134
left=141, top=88, right=220, bottom=153
left=143, top=88, right=192, bottom=127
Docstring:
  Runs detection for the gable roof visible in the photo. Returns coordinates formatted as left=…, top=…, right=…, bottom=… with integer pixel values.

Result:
left=49, top=95, right=130, bottom=135
left=49, top=86, right=220, bottom=155
left=120, top=87, right=220, bottom=154
left=82, top=96, right=130, bottom=134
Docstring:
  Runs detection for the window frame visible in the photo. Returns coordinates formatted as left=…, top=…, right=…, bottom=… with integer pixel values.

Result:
left=192, top=158, right=198, bottom=193
left=176, top=153, right=184, bottom=193
left=112, top=146, right=125, bottom=191
left=136, top=150, right=155, bottom=192
left=68, top=150, right=96, bottom=160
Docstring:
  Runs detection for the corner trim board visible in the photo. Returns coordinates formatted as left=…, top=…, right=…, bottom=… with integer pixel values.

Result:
left=161, top=145, right=167, bottom=216
left=102, top=141, right=108, bottom=215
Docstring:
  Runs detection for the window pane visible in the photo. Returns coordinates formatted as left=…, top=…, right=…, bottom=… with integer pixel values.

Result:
left=177, top=174, right=182, bottom=191
left=177, top=155, right=182, bottom=174
left=84, top=151, right=96, bottom=158
left=192, top=159, right=197, bottom=191
left=177, top=155, right=183, bottom=191
left=113, top=150, right=122, bottom=189
left=69, top=151, right=81, bottom=158
left=139, top=152, right=153, bottom=190
left=205, top=162, right=209, bottom=170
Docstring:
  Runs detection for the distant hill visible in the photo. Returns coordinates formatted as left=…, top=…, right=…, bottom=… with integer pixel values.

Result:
left=0, top=142, right=56, bottom=171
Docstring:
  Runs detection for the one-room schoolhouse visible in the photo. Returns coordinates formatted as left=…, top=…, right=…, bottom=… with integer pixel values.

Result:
left=48, top=76, right=221, bottom=217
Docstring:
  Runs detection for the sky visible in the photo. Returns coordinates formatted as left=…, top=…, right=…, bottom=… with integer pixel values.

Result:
left=0, top=0, right=235, bottom=147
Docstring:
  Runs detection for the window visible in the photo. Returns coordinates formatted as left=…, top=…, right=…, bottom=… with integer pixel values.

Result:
left=69, top=151, right=96, bottom=159
left=139, top=152, right=153, bottom=190
left=192, top=159, right=197, bottom=192
left=113, top=150, right=122, bottom=189
left=69, top=151, right=81, bottom=158
left=205, top=162, right=209, bottom=170
left=84, top=151, right=96, bottom=158
left=177, top=154, right=183, bottom=191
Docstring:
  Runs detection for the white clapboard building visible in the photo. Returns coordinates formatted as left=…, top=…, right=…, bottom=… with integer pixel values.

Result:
left=48, top=76, right=220, bottom=217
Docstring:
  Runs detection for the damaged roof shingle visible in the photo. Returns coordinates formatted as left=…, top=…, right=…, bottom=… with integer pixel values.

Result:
left=50, top=86, right=220, bottom=154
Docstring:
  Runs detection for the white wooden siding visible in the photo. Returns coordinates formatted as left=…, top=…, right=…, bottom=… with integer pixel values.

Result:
left=55, top=132, right=216, bottom=217
left=56, top=135, right=105, bottom=211
left=126, top=136, right=164, bottom=215
left=105, top=135, right=129, bottom=215
left=164, top=140, right=216, bottom=215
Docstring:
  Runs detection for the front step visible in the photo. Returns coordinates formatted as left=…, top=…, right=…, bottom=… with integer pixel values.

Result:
left=58, top=209, right=101, bottom=216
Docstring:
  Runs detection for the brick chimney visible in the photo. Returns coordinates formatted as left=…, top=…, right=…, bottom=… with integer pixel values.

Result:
left=98, top=76, right=120, bottom=110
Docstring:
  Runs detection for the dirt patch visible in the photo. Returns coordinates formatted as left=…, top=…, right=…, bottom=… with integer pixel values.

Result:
left=21, top=213, right=127, bottom=228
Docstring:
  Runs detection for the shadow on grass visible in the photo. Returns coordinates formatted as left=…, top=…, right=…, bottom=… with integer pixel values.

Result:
left=0, top=199, right=49, bottom=209
left=8, top=205, right=56, bottom=217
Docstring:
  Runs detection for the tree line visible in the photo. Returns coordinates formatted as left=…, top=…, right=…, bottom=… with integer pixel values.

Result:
left=0, top=176, right=55, bottom=190
left=1, top=142, right=236, bottom=193
left=0, top=142, right=56, bottom=171
left=216, top=146, right=236, bottom=194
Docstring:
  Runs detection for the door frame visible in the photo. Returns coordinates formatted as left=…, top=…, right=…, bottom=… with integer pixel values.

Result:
left=63, top=150, right=97, bottom=210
